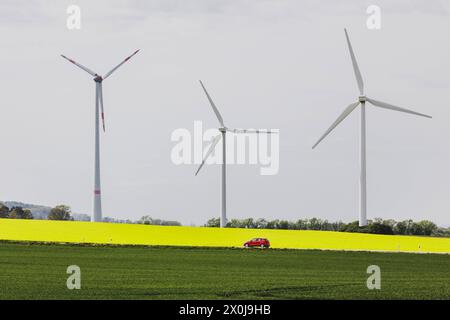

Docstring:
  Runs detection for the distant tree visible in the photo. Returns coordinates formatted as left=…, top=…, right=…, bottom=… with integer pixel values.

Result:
left=411, top=220, right=438, bottom=236
left=308, top=218, right=322, bottom=230
left=434, top=227, right=450, bottom=237
left=102, top=217, right=132, bottom=223
left=277, top=220, right=290, bottom=230
left=319, top=220, right=330, bottom=231
left=341, top=221, right=361, bottom=233
left=266, top=219, right=279, bottom=229
left=410, top=222, right=425, bottom=236
left=226, top=218, right=255, bottom=229
left=205, top=217, right=220, bottom=228
left=367, top=221, right=394, bottom=235
left=159, top=220, right=182, bottom=226
left=254, top=218, right=268, bottom=229
left=400, top=220, right=437, bottom=236
left=242, top=218, right=256, bottom=229
left=419, top=220, right=438, bottom=236
left=138, top=215, right=181, bottom=226
left=138, top=215, right=153, bottom=225
left=295, top=219, right=308, bottom=230
left=226, top=219, right=242, bottom=228
left=330, top=221, right=344, bottom=232
left=384, top=219, right=396, bottom=228
left=0, top=204, right=9, bottom=218
left=48, top=205, right=73, bottom=221
left=394, top=220, right=411, bottom=235
left=8, top=207, right=33, bottom=219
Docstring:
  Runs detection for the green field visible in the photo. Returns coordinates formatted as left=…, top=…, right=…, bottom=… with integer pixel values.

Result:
left=0, top=242, right=449, bottom=299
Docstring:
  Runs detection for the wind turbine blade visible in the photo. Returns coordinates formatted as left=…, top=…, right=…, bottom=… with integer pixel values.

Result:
left=195, top=134, right=222, bottom=176
left=312, top=102, right=360, bottom=149
left=199, top=81, right=225, bottom=127
left=344, top=29, right=364, bottom=95
left=367, top=98, right=432, bottom=119
left=99, top=83, right=105, bottom=132
left=103, top=49, right=140, bottom=80
left=227, top=128, right=276, bottom=134
left=61, top=54, right=98, bottom=77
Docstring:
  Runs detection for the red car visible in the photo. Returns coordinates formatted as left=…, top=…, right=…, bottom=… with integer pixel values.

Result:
left=244, top=238, right=270, bottom=248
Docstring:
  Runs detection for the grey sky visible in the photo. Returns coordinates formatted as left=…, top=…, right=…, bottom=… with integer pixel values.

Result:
left=1, top=0, right=449, bottom=226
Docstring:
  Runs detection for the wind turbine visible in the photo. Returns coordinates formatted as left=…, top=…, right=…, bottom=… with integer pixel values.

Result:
left=196, top=80, right=275, bottom=228
left=312, top=29, right=431, bottom=227
left=61, top=50, right=140, bottom=222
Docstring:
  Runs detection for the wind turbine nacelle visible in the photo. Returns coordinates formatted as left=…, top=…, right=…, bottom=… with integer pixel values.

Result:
left=94, top=75, right=103, bottom=83
left=358, top=96, right=367, bottom=103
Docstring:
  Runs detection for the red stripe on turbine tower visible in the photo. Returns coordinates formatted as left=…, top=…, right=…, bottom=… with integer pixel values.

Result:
left=101, top=113, right=105, bottom=131
left=94, top=190, right=101, bottom=195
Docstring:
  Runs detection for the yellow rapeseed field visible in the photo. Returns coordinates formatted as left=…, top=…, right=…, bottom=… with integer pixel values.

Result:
left=0, top=218, right=449, bottom=253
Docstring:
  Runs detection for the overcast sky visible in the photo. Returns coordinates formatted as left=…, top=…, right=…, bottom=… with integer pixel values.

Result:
left=1, top=0, right=449, bottom=226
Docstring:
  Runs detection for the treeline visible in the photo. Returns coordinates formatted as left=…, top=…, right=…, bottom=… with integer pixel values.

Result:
left=0, top=205, right=33, bottom=219
left=0, top=204, right=73, bottom=221
left=136, top=215, right=182, bottom=226
left=205, top=217, right=450, bottom=237
left=0, top=203, right=181, bottom=226
left=3, top=201, right=447, bottom=237
left=102, top=215, right=181, bottom=226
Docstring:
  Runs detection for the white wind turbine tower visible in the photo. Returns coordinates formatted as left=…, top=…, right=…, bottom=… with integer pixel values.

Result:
left=61, top=50, right=140, bottom=222
left=312, top=29, right=431, bottom=227
left=196, top=81, right=275, bottom=228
